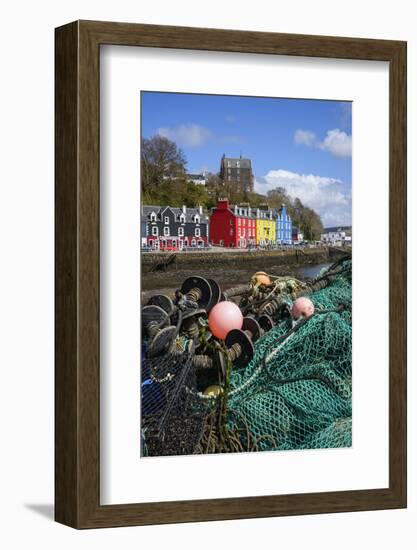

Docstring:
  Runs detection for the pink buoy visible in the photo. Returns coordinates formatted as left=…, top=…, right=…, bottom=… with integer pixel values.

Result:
left=208, top=301, right=243, bottom=340
left=291, top=297, right=315, bottom=320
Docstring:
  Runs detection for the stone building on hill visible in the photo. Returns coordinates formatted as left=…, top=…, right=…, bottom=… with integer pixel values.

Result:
left=219, top=154, right=254, bottom=193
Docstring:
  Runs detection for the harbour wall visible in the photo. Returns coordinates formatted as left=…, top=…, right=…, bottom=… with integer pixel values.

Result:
left=141, top=246, right=348, bottom=273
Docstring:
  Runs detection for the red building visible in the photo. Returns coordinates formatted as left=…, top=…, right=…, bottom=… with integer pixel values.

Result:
left=210, top=199, right=257, bottom=248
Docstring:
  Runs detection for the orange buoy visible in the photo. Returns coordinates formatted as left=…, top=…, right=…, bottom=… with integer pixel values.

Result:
left=254, top=271, right=271, bottom=285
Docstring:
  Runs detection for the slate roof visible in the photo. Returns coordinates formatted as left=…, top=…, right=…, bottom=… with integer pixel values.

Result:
left=222, top=157, right=252, bottom=169
left=272, top=205, right=292, bottom=219
left=324, top=226, right=352, bottom=235
left=186, top=173, right=206, bottom=181
left=211, top=203, right=291, bottom=220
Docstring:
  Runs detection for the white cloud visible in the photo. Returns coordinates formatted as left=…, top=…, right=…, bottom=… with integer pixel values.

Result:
left=294, top=129, right=316, bottom=147
left=157, top=123, right=246, bottom=148
left=294, top=128, right=352, bottom=157
left=255, top=169, right=351, bottom=227
left=157, top=124, right=213, bottom=147
left=319, top=129, right=352, bottom=157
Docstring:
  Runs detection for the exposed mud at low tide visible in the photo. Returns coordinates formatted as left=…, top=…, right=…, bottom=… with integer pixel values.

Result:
left=141, top=262, right=332, bottom=304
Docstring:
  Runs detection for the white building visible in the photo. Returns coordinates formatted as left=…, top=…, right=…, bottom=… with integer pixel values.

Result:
left=321, top=227, right=352, bottom=246
left=186, top=171, right=209, bottom=186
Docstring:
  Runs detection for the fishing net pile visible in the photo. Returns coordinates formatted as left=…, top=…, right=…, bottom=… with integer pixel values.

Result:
left=141, top=258, right=352, bottom=456
left=141, top=347, right=210, bottom=456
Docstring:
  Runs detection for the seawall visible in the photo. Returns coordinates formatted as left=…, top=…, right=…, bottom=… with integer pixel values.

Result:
left=142, top=246, right=348, bottom=273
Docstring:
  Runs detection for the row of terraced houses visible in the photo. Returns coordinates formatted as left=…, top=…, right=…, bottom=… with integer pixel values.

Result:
left=141, top=199, right=298, bottom=251
left=209, top=199, right=293, bottom=248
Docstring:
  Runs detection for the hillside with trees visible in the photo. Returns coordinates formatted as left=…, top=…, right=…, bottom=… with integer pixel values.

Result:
left=141, top=135, right=324, bottom=240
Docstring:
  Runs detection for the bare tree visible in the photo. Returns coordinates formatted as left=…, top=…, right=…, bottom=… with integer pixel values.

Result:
left=141, top=135, right=187, bottom=190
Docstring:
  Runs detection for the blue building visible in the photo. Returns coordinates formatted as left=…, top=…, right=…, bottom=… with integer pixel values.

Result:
left=141, top=217, right=147, bottom=248
left=276, top=204, right=292, bottom=244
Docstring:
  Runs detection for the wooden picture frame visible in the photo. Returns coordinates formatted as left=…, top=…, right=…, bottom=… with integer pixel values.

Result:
left=55, top=20, right=407, bottom=528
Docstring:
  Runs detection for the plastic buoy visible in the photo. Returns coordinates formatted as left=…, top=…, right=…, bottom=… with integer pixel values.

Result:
left=291, top=297, right=315, bottom=320
left=203, top=385, right=223, bottom=397
left=254, top=271, right=271, bottom=285
left=208, top=301, right=243, bottom=340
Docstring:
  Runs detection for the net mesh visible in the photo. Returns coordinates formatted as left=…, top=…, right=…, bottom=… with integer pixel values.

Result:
left=142, top=259, right=352, bottom=456
left=141, top=347, right=211, bottom=456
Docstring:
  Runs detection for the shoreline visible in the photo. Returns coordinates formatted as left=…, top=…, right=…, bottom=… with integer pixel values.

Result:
left=140, top=255, right=341, bottom=302
left=141, top=246, right=349, bottom=289
left=142, top=246, right=348, bottom=272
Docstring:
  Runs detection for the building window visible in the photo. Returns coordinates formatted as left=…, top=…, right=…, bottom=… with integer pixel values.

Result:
left=195, top=228, right=200, bottom=237
left=152, top=226, right=158, bottom=236
left=180, top=214, right=185, bottom=222
left=178, top=227, right=184, bottom=237
left=230, top=229, right=234, bottom=236
left=163, top=226, right=170, bottom=237
left=150, top=212, right=156, bottom=222
left=164, top=216, right=169, bottom=224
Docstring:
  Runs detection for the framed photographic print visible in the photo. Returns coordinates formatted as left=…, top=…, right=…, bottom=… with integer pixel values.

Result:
left=55, top=20, right=407, bottom=528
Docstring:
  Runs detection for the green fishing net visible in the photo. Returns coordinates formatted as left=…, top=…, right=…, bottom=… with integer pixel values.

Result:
left=141, top=259, right=352, bottom=455
left=227, top=262, right=352, bottom=451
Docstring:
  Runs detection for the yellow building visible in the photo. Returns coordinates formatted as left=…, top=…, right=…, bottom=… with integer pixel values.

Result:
left=256, top=208, right=276, bottom=246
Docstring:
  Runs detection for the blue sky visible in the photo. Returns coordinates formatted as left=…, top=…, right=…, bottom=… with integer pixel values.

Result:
left=141, top=92, right=352, bottom=226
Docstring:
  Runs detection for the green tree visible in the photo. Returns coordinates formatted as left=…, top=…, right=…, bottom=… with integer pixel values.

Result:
left=266, top=187, right=290, bottom=208
left=140, top=136, right=324, bottom=235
